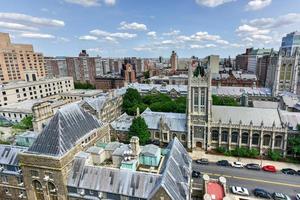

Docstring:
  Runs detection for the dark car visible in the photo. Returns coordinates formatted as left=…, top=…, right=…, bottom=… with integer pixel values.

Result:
left=298, top=170, right=300, bottom=175
left=196, top=158, right=209, bottom=165
left=253, top=188, right=271, bottom=199
left=281, top=168, right=297, bottom=175
left=216, top=160, right=230, bottom=166
left=192, top=170, right=201, bottom=178
left=245, top=163, right=261, bottom=170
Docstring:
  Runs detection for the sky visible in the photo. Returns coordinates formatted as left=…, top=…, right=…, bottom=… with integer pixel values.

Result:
left=0, top=0, right=300, bottom=58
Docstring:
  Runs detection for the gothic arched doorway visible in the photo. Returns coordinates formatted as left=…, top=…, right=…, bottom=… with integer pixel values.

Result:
left=196, top=142, right=203, bottom=148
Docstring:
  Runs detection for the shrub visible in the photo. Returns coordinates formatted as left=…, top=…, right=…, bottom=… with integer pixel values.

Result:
left=216, top=146, right=227, bottom=153
left=268, top=150, right=282, bottom=161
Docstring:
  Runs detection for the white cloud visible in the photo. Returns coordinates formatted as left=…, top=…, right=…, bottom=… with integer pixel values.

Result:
left=64, top=0, right=100, bottom=7
left=161, top=40, right=176, bottom=45
left=133, top=47, right=153, bottom=52
left=20, top=32, right=55, bottom=39
left=205, top=44, right=217, bottom=48
left=162, top=30, right=180, bottom=36
left=87, top=47, right=102, bottom=53
left=104, top=0, right=116, bottom=6
left=0, top=12, right=65, bottom=27
left=79, top=35, right=98, bottom=40
left=90, top=29, right=137, bottom=39
left=195, top=0, right=236, bottom=7
left=0, top=21, right=38, bottom=31
left=190, top=31, right=221, bottom=41
left=235, top=24, right=270, bottom=36
left=147, top=31, right=157, bottom=37
left=119, top=21, right=147, bottom=31
left=216, top=39, right=229, bottom=45
left=246, top=0, right=272, bottom=11
left=190, top=44, right=204, bottom=49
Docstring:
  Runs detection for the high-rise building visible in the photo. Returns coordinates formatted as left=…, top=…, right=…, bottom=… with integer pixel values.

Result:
left=170, top=50, right=178, bottom=71
left=203, top=55, right=220, bottom=74
left=248, top=48, right=272, bottom=74
left=265, top=50, right=300, bottom=96
left=0, top=32, right=46, bottom=83
left=235, top=48, right=252, bottom=71
left=280, top=31, right=300, bottom=56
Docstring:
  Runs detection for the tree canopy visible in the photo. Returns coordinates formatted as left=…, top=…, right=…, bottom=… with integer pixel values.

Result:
left=212, top=95, right=239, bottom=106
left=74, top=82, right=96, bottom=89
left=12, top=116, right=33, bottom=130
left=128, top=116, right=150, bottom=145
left=122, top=88, right=186, bottom=115
left=289, top=136, right=300, bottom=158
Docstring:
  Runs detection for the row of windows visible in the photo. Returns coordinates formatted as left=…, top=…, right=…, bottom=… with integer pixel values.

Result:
left=211, top=130, right=283, bottom=147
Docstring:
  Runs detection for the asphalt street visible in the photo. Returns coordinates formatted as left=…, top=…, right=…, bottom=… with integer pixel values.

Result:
left=192, top=161, right=300, bottom=199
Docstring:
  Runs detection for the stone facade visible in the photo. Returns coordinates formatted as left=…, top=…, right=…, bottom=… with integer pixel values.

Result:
left=19, top=124, right=110, bottom=200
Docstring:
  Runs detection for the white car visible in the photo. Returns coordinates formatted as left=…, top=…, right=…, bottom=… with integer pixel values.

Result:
left=296, top=194, right=300, bottom=200
left=231, top=186, right=249, bottom=196
left=231, top=161, right=244, bottom=168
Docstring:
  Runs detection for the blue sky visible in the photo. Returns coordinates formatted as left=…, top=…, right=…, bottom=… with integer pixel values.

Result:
left=0, top=0, right=300, bottom=58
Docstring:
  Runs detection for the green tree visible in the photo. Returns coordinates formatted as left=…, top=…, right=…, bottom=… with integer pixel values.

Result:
left=74, top=82, right=96, bottom=89
left=128, top=116, right=150, bottom=145
left=212, top=95, right=238, bottom=106
left=289, top=136, right=300, bottom=157
left=12, top=116, right=33, bottom=130
left=123, top=88, right=143, bottom=115
left=268, top=150, right=282, bottom=161
left=143, top=70, right=150, bottom=79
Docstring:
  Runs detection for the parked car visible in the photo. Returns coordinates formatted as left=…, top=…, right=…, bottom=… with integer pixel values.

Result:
left=216, top=160, right=230, bottom=167
left=230, top=186, right=249, bottom=196
left=272, top=193, right=291, bottom=200
left=196, top=158, right=209, bottom=165
left=281, top=168, right=297, bottom=175
left=245, top=163, right=261, bottom=170
left=262, top=165, right=276, bottom=173
left=192, top=170, right=201, bottom=178
left=231, top=161, right=244, bottom=168
left=253, top=188, right=271, bottom=199
left=296, top=194, right=300, bottom=200
left=297, top=170, right=300, bottom=176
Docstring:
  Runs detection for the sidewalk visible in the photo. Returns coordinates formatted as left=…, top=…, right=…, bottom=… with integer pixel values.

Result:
left=189, top=149, right=300, bottom=170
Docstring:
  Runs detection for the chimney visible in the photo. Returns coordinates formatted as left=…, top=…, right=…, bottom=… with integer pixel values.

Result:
left=130, top=136, right=140, bottom=156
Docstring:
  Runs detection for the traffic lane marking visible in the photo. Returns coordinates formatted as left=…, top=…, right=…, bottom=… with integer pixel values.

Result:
left=201, top=172, right=300, bottom=188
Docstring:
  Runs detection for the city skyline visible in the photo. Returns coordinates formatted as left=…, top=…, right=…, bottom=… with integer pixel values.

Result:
left=0, top=0, right=300, bottom=58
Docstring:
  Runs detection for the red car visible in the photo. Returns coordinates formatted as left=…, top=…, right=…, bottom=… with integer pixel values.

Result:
left=262, top=165, right=276, bottom=173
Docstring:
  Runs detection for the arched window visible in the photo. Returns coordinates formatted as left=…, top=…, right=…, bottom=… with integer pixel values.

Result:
left=275, top=135, right=283, bottom=147
left=181, top=134, right=186, bottom=141
left=231, top=131, right=239, bottom=143
left=33, top=180, right=44, bottom=200
left=48, top=182, right=58, bottom=200
left=252, top=133, right=260, bottom=145
left=221, top=130, right=228, bottom=142
left=212, top=130, right=219, bottom=141
left=241, top=132, right=249, bottom=144
left=263, top=134, right=271, bottom=146
left=172, top=133, right=177, bottom=139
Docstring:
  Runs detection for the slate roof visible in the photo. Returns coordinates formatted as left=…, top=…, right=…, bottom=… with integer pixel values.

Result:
left=110, top=113, right=133, bottom=131
left=28, top=103, right=102, bottom=157
left=141, top=108, right=187, bottom=132
left=279, top=110, right=300, bottom=130
left=67, top=137, right=191, bottom=200
left=82, top=96, right=108, bottom=113
left=212, top=105, right=282, bottom=127
left=0, top=145, right=27, bottom=166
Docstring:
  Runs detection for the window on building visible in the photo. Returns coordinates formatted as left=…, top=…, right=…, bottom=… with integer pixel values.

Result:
left=163, top=133, right=168, bottom=141
left=212, top=130, right=219, bottom=141
left=194, top=126, right=204, bottom=139
left=33, top=180, right=44, bottom=200
left=155, top=132, right=159, bottom=139
left=48, top=182, right=58, bottom=200
left=263, top=134, right=271, bottom=146
left=252, top=133, right=260, bottom=145
left=231, top=131, right=239, bottom=143
left=274, top=135, right=283, bottom=147
left=181, top=134, right=186, bottom=141
left=193, top=87, right=199, bottom=112
left=241, top=132, right=249, bottom=144
left=221, top=130, right=228, bottom=142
